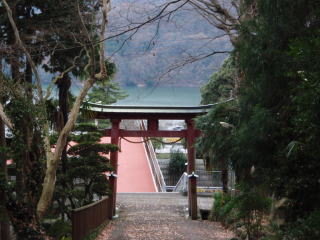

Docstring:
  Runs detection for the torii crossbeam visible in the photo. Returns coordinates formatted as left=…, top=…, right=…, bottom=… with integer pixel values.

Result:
left=85, top=103, right=213, bottom=220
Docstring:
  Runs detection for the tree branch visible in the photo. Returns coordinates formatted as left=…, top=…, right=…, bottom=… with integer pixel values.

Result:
left=98, top=0, right=111, bottom=78
left=148, top=49, right=230, bottom=90
left=189, top=0, right=239, bottom=45
left=37, top=76, right=97, bottom=218
left=2, top=0, right=44, bottom=101
left=23, top=0, right=189, bottom=57
left=36, top=2, right=110, bottom=218
left=0, top=103, right=13, bottom=130
left=44, top=49, right=84, bottom=100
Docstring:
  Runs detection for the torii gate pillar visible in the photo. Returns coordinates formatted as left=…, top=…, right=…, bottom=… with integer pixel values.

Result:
left=108, top=119, right=120, bottom=219
left=186, top=119, right=198, bottom=220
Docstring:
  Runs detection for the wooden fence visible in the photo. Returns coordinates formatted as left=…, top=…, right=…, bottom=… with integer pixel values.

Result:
left=71, top=196, right=110, bottom=240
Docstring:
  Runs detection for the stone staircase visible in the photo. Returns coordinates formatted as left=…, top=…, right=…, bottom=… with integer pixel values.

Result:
left=157, top=158, right=221, bottom=190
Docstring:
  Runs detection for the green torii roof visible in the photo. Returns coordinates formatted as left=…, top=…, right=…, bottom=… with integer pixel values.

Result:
left=84, top=103, right=215, bottom=120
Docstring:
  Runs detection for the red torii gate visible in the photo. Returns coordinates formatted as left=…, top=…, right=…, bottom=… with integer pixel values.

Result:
left=86, top=103, right=213, bottom=220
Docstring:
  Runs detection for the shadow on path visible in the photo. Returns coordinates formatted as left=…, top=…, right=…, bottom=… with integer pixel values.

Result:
left=96, top=193, right=234, bottom=240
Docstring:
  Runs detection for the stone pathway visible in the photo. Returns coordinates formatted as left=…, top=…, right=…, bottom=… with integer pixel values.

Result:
left=96, top=193, right=234, bottom=240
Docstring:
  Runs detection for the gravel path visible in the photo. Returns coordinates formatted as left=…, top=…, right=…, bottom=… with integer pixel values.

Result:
left=96, top=193, right=234, bottom=240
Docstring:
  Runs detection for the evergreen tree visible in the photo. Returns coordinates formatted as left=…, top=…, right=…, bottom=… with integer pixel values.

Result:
left=235, top=0, right=320, bottom=227
left=197, top=56, right=238, bottom=193
left=196, top=103, right=238, bottom=193
left=1, top=83, right=46, bottom=239
left=168, top=150, right=187, bottom=177
left=0, top=0, right=111, bottom=238
left=201, top=57, right=236, bottom=104
left=53, top=123, right=117, bottom=219
left=87, top=62, right=128, bottom=105
left=88, top=81, right=128, bottom=105
left=198, top=1, right=320, bottom=237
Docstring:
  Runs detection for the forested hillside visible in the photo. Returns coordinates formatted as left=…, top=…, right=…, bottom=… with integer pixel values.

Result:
left=107, top=0, right=231, bottom=87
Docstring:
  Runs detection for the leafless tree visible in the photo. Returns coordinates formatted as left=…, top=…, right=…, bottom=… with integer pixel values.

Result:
left=189, top=0, right=240, bottom=45
left=104, top=0, right=257, bottom=90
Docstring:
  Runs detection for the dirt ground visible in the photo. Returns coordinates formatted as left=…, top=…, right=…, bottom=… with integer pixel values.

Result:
left=96, top=193, right=234, bottom=240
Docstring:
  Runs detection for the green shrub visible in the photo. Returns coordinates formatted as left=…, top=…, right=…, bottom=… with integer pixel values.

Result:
left=168, top=150, right=186, bottom=176
left=210, top=192, right=238, bottom=225
left=211, top=192, right=224, bottom=221
left=211, top=188, right=272, bottom=240
left=46, top=220, right=71, bottom=240
left=150, top=138, right=163, bottom=150
left=265, top=210, right=320, bottom=240
left=236, top=188, right=271, bottom=240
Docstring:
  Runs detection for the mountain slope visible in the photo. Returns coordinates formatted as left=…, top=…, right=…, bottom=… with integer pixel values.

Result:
left=107, top=0, right=231, bottom=87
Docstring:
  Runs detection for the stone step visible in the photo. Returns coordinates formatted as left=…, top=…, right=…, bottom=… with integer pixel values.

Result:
left=157, top=157, right=219, bottom=187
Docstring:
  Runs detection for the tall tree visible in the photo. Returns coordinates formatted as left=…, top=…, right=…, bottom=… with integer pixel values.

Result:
left=201, top=57, right=236, bottom=104
left=0, top=52, right=9, bottom=240
left=0, top=0, right=112, bottom=238
left=235, top=0, right=320, bottom=223
left=197, top=56, right=238, bottom=193
left=0, top=107, right=9, bottom=240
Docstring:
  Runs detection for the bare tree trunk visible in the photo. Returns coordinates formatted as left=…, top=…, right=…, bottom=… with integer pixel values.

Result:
left=0, top=117, right=10, bottom=240
left=25, top=61, right=33, bottom=94
left=37, top=76, right=96, bottom=218
left=56, top=74, right=71, bottom=219
left=222, top=168, right=229, bottom=194
left=57, top=75, right=71, bottom=174
left=0, top=103, right=13, bottom=131
left=0, top=44, right=10, bottom=240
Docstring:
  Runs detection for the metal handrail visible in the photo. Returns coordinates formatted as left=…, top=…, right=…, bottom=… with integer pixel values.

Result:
left=173, top=170, right=236, bottom=193
left=173, top=172, right=188, bottom=193
left=140, top=121, right=166, bottom=192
